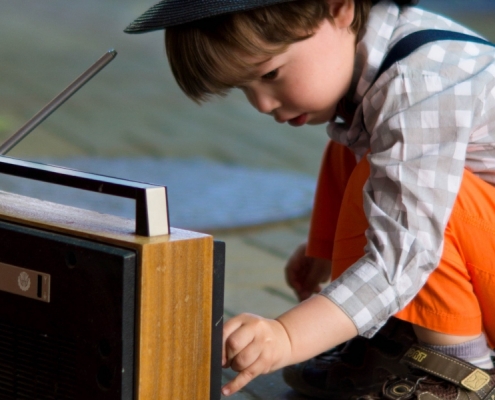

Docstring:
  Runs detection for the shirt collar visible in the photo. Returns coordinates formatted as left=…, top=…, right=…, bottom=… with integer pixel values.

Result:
left=350, top=1, right=400, bottom=105
left=328, top=1, right=400, bottom=158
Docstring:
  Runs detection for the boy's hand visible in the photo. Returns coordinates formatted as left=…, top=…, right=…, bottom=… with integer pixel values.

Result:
left=221, top=313, right=292, bottom=396
left=285, top=242, right=332, bottom=301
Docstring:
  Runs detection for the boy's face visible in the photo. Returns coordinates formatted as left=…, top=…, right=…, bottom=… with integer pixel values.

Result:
left=238, top=10, right=356, bottom=127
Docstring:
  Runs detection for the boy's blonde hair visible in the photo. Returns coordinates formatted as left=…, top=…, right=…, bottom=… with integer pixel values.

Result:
left=165, top=0, right=413, bottom=102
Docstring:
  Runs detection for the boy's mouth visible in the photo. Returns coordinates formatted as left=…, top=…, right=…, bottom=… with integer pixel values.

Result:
left=288, top=114, right=308, bottom=127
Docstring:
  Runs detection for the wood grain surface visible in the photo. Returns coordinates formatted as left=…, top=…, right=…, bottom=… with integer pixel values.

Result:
left=0, top=190, right=215, bottom=399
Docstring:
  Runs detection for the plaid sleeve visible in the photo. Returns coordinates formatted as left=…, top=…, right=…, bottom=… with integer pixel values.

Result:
left=320, top=41, right=490, bottom=336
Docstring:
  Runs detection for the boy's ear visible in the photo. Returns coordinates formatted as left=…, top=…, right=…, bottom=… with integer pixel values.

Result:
left=327, top=0, right=355, bottom=29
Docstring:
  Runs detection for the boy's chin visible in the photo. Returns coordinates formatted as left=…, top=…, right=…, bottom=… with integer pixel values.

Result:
left=307, top=117, right=331, bottom=126
left=307, top=111, right=338, bottom=125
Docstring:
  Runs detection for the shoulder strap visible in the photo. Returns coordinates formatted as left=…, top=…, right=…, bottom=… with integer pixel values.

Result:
left=373, top=29, right=495, bottom=85
left=357, top=29, right=495, bottom=139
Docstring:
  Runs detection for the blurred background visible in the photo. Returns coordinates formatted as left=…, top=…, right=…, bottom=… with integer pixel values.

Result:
left=1, top=1, right=495, bottom=398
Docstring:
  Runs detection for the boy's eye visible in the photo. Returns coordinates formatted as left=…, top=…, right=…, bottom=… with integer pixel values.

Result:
left=262, top=69, right=278, bottom=80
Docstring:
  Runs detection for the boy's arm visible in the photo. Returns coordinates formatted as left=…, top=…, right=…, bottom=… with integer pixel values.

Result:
left=222, top=295, right=357, bottom=396
left=321, top=60, right=488, bottom=337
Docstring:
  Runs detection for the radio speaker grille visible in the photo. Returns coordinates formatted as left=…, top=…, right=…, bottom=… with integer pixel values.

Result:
left=0, top=320, right=77, bottom=400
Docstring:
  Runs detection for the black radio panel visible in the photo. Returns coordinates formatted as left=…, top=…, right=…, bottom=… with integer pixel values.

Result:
left=0, top=220, right=136, bottom=400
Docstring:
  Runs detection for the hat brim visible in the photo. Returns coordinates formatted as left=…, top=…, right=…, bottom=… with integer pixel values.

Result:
left=124, top=0, right=296, bottom=33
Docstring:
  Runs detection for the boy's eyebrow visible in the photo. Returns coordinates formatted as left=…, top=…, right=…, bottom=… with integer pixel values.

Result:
left=254, top=58, right=273, bottom=67
left=245, top=54, right=276, bottom=69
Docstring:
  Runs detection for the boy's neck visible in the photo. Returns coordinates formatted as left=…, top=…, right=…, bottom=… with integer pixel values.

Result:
left=336, top=97, right=358, bottom=126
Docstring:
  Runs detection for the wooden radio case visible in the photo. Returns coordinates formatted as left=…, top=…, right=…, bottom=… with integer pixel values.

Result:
left=0, top=157, right=224, bottom=400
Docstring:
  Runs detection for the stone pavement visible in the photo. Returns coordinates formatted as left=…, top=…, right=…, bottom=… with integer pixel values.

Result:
left=1, top=1, right=494, bottom=399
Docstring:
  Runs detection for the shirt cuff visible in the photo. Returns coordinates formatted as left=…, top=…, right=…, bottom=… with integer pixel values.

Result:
left=319, top=257, right=401, bottom=338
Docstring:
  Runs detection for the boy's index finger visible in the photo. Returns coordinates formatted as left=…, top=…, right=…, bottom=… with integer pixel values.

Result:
left=221, top=364, right=259, bottom=396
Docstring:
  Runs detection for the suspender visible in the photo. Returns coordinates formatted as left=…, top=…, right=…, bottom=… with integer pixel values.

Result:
left=356, top=29, right=495, bottom=138
left=373, top=29, right=495, bottom=86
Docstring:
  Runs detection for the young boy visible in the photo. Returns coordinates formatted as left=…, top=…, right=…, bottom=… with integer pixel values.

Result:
left=125, top=1, right=495, bottom=398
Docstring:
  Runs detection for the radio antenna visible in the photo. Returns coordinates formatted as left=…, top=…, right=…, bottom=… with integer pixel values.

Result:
left=0, top=49, right=117, bottom=155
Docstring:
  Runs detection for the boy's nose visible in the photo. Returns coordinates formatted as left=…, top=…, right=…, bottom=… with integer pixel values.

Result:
left=246, top=89, right=279, bottom=114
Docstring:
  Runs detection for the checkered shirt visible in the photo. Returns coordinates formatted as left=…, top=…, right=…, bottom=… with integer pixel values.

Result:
left=320, top=1, right=495, bottom=337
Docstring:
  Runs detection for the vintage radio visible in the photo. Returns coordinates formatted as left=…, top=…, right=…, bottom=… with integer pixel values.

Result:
left=0, top=50, right=224, bottom=400
left=0, top=158, right=225, bottom=400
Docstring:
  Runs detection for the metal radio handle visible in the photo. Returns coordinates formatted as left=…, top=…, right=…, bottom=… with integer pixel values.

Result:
left=0, top=156, right=170, bottom=237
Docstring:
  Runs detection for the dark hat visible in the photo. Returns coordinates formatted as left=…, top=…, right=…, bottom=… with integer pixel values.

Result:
left=124, top=0, right=296, bottom=33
